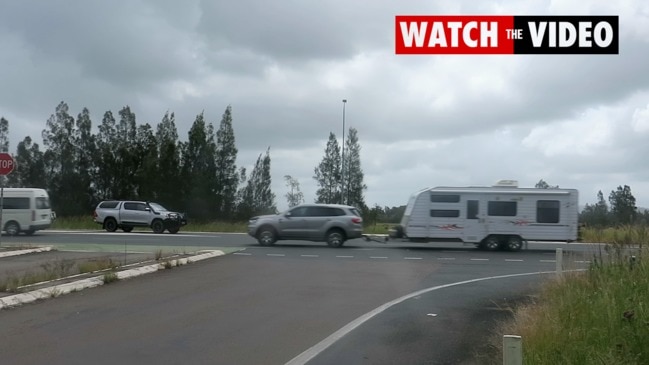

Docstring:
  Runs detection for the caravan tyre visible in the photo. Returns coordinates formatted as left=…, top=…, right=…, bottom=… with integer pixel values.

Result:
left=483, top=236, right=501, bottom=251
left=506, top=236, right=523, bottom=251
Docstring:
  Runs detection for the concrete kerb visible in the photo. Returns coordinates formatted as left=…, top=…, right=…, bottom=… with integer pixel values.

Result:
left=0, top=249, right=225, bottom=310
left=0, top=246, right=53, bottom=258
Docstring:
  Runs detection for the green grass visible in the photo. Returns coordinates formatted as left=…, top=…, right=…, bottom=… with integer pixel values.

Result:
left=102, top=272, right=118, bottom=284
left=77, top=257, right=118, bottom=274
left=1, top=257, right=119, bottom=292
left=490, top=240, right=649, bottom=364
left=184, top=221, right=247, bottom=232
left=51, top=216, right=97, bottom=230
left=0, top=259, right=76, bottom=292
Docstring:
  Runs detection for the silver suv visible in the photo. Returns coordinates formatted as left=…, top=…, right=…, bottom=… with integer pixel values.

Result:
left=247, top=204, right=363, bottom=247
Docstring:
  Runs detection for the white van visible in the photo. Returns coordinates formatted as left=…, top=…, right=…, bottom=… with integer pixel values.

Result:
left=0, top=188, right=53, bottom=235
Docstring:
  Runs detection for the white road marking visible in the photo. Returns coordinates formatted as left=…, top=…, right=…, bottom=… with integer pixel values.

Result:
left=574, top=260, right=591, bottom=263
left=286, top=269, right=581, bottom=365
left=301, top=255, right=319, bottom=258
left=336, top=256, right=354, bottom=258
left=540, top=259, right=556, bottom=263
left=437, top=257, right=456, bottom=260
left=233, top=253, right=252, bottom=256
left=267, top=254, right=285, bottom=257
left=505, top=259, right=524, bottom=262
left=427, top=313, right=438, bottom=317
left=470, top=258, right=489, bottom=261
left=370, top=256, right=388, bottom=259
left=404, top=257, right=423, bottom=260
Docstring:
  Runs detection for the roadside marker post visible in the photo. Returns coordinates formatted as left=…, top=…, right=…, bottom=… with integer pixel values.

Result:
left=556, top=248, right=563, bottom=277
left=503, top=335, right=522, bottom=365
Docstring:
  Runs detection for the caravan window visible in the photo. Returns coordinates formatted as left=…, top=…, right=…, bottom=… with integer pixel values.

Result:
left=488, top=201, right=517, bottom=216
left=467, top=200, right=479, bottom=219
left=537, top=200, right=560, bottom=223
left=430, top=209, right=460, bottom=218
left=430, top=194, right=460, bottom=203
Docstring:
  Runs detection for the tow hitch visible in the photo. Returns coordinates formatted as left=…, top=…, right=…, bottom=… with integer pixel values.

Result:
left=362, top=234, right=389, bottom=243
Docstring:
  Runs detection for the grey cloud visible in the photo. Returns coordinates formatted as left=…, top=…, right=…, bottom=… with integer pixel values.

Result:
left=0, top=0, right=202, bottom=89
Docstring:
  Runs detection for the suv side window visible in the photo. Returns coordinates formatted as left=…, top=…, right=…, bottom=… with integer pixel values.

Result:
left=289, top=207, right=308, bottom=217
left=307, top=207, right=346, bottom=217
left=308, top=207, right=328, bottom=217
left=123, top=202, right=138, bottom=210
left=136, top=202, right=148, bottom=211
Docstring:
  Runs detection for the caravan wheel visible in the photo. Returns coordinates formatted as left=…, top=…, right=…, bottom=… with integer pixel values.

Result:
left=506, top=236, right=523, bottom=251
left=482, top=236, right=502, bottom=251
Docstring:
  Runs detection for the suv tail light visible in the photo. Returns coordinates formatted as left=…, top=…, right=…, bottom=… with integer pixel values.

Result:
left=92, top=210, right=98, bottom=219
left=351, top=217, right=362, bottom=224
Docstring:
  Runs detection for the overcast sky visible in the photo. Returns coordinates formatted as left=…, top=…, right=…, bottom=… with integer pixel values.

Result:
left=1, top=0, right=648, bottom=211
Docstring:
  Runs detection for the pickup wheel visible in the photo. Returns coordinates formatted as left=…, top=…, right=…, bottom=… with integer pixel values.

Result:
left=122, top=226, right=133, bottom=233
left=326, top=229, right=345, bottom=248
left=151, top=220, right=165, bottom=234
left=104, top=218, right=118, bottom=232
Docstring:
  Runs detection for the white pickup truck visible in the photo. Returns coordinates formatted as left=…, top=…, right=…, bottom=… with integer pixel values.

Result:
left=93, top=200, right=187, bottom=234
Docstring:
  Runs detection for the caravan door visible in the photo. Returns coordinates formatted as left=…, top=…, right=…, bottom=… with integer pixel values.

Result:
left=462, top=199, right=487, bottom=243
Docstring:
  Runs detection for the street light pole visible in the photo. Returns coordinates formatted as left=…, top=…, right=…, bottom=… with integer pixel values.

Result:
left=341, top=99, right=347, bottom=205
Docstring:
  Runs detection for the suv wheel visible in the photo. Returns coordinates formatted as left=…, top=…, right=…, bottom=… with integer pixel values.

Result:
left=326, top=229, right=345, bottom=248
left=122, top=226, right=133, bottom=233
left=151, top=220, right=165, bottom=234
left=104, top=218, right=118, bottom=232
left=257, top=227, right=277, bottom=246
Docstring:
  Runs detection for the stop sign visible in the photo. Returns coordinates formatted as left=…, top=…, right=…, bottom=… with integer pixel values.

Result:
left=0, top=153, right=15, bottom=176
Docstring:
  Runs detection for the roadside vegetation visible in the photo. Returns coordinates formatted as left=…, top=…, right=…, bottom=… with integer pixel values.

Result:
left=1, top=257, right=118, bottom=292
left=487, top=225, right=649, bottom=364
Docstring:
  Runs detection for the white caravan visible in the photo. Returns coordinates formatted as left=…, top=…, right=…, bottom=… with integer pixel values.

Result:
left=389, top=181, right=579, bottom=251
left=0, top=188, right=53, bottom=235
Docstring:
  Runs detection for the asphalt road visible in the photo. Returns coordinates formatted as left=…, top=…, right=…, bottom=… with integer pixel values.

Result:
left=0, top=230, right=597, bottom=364
left=2, top=229, right=602, bottom=255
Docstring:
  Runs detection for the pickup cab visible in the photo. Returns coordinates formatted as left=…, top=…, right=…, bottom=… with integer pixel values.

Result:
left=93, top=200, right=187, bottom=234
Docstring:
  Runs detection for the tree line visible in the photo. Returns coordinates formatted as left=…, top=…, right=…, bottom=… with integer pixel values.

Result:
left=0, top=102, right=276, bottom=220
left=1, top=102, right=370, bottom=222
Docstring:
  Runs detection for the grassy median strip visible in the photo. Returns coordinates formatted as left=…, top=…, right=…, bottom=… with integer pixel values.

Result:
left=0, top=257, right=121, bottom=292
left=490, top=227, right=649, bottom=364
